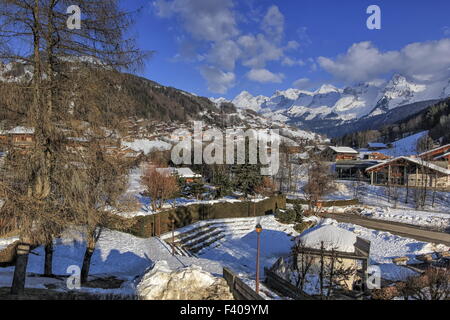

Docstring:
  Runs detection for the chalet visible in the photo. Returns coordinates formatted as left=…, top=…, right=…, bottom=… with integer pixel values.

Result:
left=156, top=167, right=202, bottom=183
left=321, top=146, right=359, bottom=162
left=362, top=152, right=391, bottom=161
left=0, top=126, right=35, bottom=150
left=367, top=142, right=388, bottom=151
left=291, top=224, right=371, bottom=291
left=366, top=156, right=450, bottom=189
left=419, top=144, right=450, bottom=168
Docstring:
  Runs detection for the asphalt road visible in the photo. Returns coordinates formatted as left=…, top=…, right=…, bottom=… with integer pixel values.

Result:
left=318, top=212, right=450, bottom=246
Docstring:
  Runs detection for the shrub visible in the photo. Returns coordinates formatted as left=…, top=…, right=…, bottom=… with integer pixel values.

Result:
left=275, top=203, right=304, bottom=224
left=293, top=221, right=315, bottom=234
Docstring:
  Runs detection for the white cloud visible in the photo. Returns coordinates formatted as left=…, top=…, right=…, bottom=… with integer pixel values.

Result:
left=154, top=1, right=305, bottom=93
left=318, top=39, right=450, bottom=83
left=292, top=78, right=310, bottom=89
left=261, top=5, right=284, bottom=42
left=200, top=66, right=236, bottom=94
left=207, top=40, right=242, bottom=71
left=238, top=34, right=284, bottom=68
left=153, top=0, right=238, bottom=42
left=246, top=68, right=284, bottom=83
left=282, top=57, right=305, bottom=67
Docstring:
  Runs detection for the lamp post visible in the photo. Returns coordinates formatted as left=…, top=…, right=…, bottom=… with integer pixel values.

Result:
left=255, top=223, right=263, bottom=294
left=171, top=218, right=175, bottom=256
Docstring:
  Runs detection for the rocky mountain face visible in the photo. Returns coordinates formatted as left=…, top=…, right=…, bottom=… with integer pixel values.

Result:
left=218, top=74, right=450, bottom=137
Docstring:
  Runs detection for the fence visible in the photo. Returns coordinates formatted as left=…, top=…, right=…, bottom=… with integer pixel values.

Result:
left=264, top=267, right=316, bottom=300
left=116, top=194, right=286, bottom=238
left=286, top=198, right=359, bottom=207
left=223, top=267, right=265, bottom=300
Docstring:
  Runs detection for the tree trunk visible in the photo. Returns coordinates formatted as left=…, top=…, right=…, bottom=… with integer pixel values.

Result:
left=11, top=243, right=31, bottom=295
left=80, top=246, right=95, bottom=284
left=44, top=242, right=53, bottom=277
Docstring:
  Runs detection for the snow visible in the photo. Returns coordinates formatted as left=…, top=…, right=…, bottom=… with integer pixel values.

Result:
left=329, top=219, right=449, bottom=281
left=136, top=261, right=232, bottom=300
left=296, top=224, right=357, bottom=253
left=376, top=131, right=429, bottom=157
left=0, top=126, right=35, bottom=135
left=359, top=207, right=450, bottom=231
left=0, top=237, right=18, bottom=251
left=223, top=74, right=449, bottom=125
left=121, top=139, right=171, bottom=155
left=329, top=146, right=359, bottom=154
left=0, top=229, right=223, bottom=295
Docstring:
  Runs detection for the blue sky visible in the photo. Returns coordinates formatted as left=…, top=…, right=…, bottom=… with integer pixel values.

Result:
left=123, top=0, right=450, bottom=99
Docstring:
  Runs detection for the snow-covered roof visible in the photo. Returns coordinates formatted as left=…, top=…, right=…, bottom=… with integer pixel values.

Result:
left=156, top=167, right=202, bottom=178
left=365, top=156, right=450, bottom=175
left=419, top=144, right=450, bottom=158
left=0, top=126, right=35, bottom=135
left=328, top=146, right=358, bottom=154
left=297, top=224, right=357, bottom=253
left=434, top=152, right=450, bottom=160
left=174, top=167, right=202, bottom=178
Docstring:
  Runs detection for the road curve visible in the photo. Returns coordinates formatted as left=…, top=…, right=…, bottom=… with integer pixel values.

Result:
left=318, top=212, right=450, bottom=246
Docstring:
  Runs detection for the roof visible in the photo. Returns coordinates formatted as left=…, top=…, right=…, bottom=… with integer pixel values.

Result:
left=297, top=224, right=357, bottom=253
left=0, top=126, right=35, bottom=135
left=328, top=146, right=358, bottom=154
left=367, top=142, right=387, bottom=148
left=174, top=167, right=202, bottom=178
left=419, top=144, right=450, bottom=158
left=365, top=156, right=450, bottom=175
left=156, top=167, right=202, bottom=178
left=434, top=152, right=450, bottom=160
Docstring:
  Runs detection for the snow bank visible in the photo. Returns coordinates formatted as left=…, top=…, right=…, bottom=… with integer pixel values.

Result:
left=136, top=261, right=233, bottom=300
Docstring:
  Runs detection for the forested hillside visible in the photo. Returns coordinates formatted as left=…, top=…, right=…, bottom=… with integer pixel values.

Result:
left=334, top=98, right=450, bottom=148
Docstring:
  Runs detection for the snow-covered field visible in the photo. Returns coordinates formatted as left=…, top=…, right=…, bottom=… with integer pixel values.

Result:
left=1, top=214, right=448, bottom=298
left=358, top=207, right=450, bottom=231
left=0, top=229, right=222, bottom=296
left=289, top=179, right=450, bottom=229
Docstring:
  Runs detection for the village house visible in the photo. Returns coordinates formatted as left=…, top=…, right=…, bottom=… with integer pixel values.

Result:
left=294, top=224, right=371, bottom=291
left=362, top=152, right=391, bottom=161
left=321, top=146, right=359, bottom=162
left=419, top=144, right=450, bottom=168
left=365, top=156, right=450, bottom=189
left=0, top=126, right=35, bottom=151
left=156, top=167, right=202, bottom=183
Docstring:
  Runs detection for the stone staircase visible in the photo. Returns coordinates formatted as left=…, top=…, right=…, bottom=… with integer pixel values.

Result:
left=160, top=217, right=259, bottom=257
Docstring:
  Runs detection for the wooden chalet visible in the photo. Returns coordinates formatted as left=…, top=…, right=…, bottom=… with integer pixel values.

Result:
left=321, top=146, right=359, bottom=162
left=366, top=156, right=450, bottom=189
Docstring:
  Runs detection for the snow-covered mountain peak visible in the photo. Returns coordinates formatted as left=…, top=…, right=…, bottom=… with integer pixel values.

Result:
left=315, top=84, right=340, bottom=95
left=231, top=91, right=270, bottom=112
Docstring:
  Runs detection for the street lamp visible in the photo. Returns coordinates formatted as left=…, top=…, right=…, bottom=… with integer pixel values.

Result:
left=255, top=223, right=263, bottom=294
left=171, top=218, right=175, bottom=256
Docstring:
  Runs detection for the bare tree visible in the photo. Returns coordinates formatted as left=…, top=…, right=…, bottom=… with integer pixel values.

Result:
left=303, top=157, right=334, bottom=214
left=0, top=0, right=147, bottom=294
left=141, top=166, right=180, bottom=236
left=401, top=267, right=450, bottom=300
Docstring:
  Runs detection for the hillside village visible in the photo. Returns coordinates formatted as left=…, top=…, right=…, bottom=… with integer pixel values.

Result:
left=1, top=114, right=449, bottom=300
left=0, top=0, right=450, bottom=304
